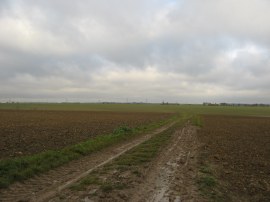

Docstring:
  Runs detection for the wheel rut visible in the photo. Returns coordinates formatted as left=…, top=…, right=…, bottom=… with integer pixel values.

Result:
left=131, top=122, right=203, bottom=202
left=0, top=122, right=175, bottom=202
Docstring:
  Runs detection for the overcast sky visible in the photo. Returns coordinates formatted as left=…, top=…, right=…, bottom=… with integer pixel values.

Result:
left=1, top=0, right=270, bottom=103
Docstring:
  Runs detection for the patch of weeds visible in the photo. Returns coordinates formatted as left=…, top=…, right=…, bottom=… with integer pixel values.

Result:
left=197, top=164, right=226, bottom=201
left=98, top=165, right=113, bottom=173
left=132, top=170, right=142, bottom=177
left=100, top=181, right=127, bottom=193
left=200, top=165, right=212, bottom=174
left=198, top=175, right=216, bottom=189
left=81, top=176, right=102, bottom=186
left=101, top=182, right=114, bottom=192
left=113, top=125, right=133, bottom=135
left=0, top=177, right=9, bottom=188
left=114, top=165, right=129, bottom=172
left=70, top=175, right=102, bottom=191
left=192, top=115, right=203, bottom=127
left=114, top=182, right=127, bottom=190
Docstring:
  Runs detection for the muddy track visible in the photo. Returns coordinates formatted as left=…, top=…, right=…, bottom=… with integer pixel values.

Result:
left=131, top=122, right=203, bottom=202
left=0, top=122, right=175, bottom=202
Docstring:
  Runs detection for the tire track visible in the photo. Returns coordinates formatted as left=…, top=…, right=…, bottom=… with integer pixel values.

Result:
left=131, top=122, right=203, bottom=202
left=0, top=122, right=175, bottom=202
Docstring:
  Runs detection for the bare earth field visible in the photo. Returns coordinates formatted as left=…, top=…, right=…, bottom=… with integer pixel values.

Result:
left=198, top=115, right=270, bottom=201
left=1, top=109, right=269, bottom=202
left=0, top=110, right=171, bottom=159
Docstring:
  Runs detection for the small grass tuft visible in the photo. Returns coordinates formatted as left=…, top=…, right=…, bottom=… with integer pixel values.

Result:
left=198, top=175, right=216, bottom=189
left=101, top=182, right=114, bottom=192
left=70, top=175, right=102, bottom=191
left=132, top=170, right=142, bottom=177
left=192, top=115, right=203, bottom=127
left=197, top=164, right=226, bottom=201
left=113, top=125, right=133, bottom=135
left=200, top=165, right=212, bottom=174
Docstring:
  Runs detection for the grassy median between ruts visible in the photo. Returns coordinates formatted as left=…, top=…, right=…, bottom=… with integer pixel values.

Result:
left=68, top=118, right=187, bottom=201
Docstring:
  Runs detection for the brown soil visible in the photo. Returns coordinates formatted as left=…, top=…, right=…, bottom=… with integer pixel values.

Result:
left=0, top=122, right=174, bottom=202
left=4, top=114, right=267, bottom=201
left=198, top=115, right=270, bottom=201
left=0, top=110, right=171, bottom=159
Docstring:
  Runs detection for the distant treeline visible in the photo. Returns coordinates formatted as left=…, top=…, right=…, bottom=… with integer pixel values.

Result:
left=203, top=102, right=270, bottom=107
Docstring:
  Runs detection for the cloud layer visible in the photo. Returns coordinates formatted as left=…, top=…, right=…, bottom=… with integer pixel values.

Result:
left=1, top=0, right=270, bottom=103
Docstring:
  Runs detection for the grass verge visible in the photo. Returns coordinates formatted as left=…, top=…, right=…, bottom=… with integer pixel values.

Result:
left=198, top=165, right=216, bottom=191
left=0, top=115, right=177, bottom=188
left=191, top=115, right=203, bottom=127
left=197, top=163, right=226, bottom=202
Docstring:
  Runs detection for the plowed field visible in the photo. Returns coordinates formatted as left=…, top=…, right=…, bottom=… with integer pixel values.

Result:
left=199, top=115, right=270, bottom=201
left=0, top=110, right=171, bottom=159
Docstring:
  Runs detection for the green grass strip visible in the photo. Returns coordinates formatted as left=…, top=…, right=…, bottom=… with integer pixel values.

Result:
left=197, top=164, right=225, bottom=201
left=191, top=115, right=203, bottom=127
left=0, top=116, right=177, bottom=188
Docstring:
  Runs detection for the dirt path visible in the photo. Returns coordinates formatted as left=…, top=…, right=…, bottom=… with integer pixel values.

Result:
left=0, top=122, right=175, bottom=202
left=131, top=122, right=203, bottom=202
left=48, top=122, right=203, bottom=202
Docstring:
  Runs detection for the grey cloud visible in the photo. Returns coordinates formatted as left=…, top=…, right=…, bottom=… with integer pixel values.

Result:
left=0, top=0, right=270, bottom=103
